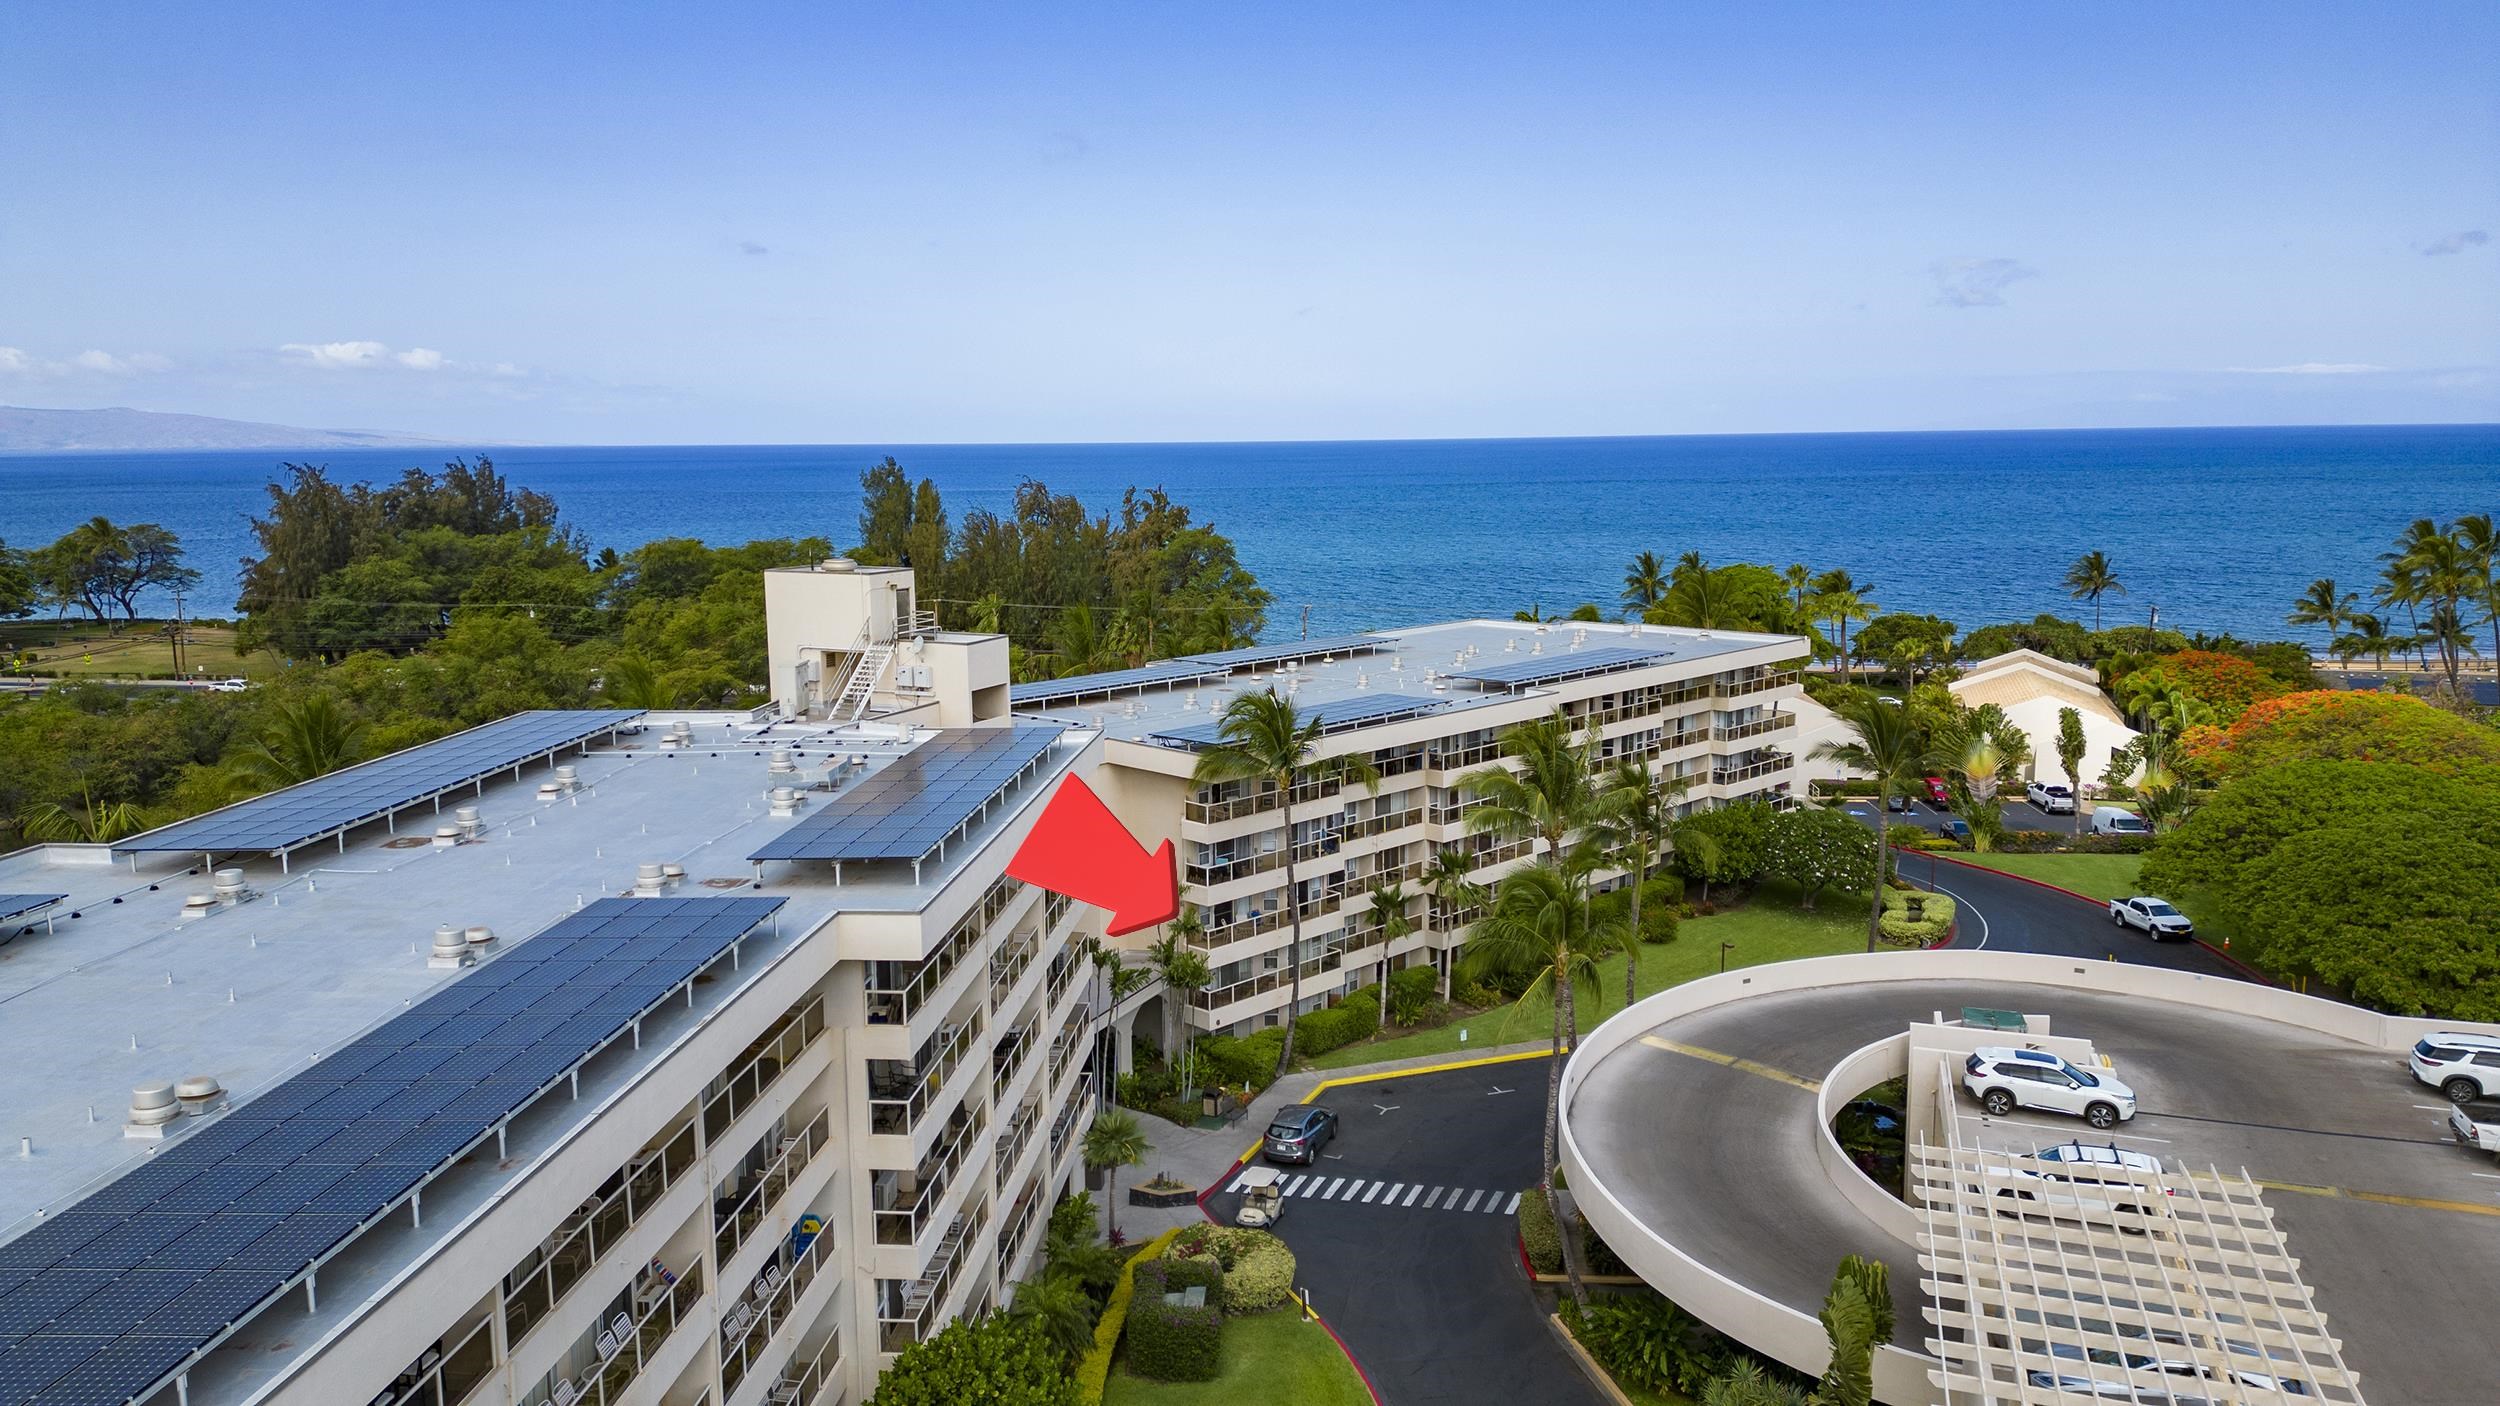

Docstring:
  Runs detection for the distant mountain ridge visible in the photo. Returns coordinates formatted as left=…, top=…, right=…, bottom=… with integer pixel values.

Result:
left=0, top=405, right=481, bottom=452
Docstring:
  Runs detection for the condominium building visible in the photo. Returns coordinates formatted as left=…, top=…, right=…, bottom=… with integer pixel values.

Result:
left=0, top=571, right=1103, bottom=1406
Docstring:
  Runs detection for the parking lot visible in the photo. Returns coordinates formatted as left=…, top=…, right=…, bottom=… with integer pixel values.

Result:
left=1568, top=975, right=2500, bottom=1406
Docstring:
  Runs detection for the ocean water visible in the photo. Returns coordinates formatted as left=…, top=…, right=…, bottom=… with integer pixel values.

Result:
left=3, top=424, right=2493, bottom=645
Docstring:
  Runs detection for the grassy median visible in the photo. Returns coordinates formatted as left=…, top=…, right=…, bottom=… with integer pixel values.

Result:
left=1936, top=852, right=2143, bottom=902
left=1103, top=1309, right=1372, bottom=1406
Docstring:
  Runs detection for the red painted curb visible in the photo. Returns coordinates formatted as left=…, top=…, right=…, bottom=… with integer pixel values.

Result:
left=1194, top=1150, right=1251, bottom=1222
left=1927, top=853, right=2277, bottom=984
left=1515, top=1229, right=1537, bottom=1279
left=1309, top=1303, right=1386, bottom=1406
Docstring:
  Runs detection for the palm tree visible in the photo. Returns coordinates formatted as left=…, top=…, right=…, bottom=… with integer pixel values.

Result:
left=1654, top=566, right=1762, bottom=631
left=1588, top=760, right=1683, bottom=1019
left=2374, top=557, right=2429, bottom=673
left=1425, top=846, right=1479, bottom=1002
left=1008, top=1273, right=1097, bottom=1362
left=2063, top=551, right=2125, bottom=631
left=2286, top=578, right=2355, bottom=638
left=599, top=654, right=672, bottom=709
left=1810, top=700, right=1939, bottom=952
left=1459, top=860, right=1620, bottom=1309
left=234, top=693, right=365, bottom=789
left=2333, top=613, right=2403, bottom=672
left=1812, top=586, right=1878, bottom=684
left=1147, top=909, right=1211, bottom=1097
left=1049, top=605, right=1123, bottom=676
left=15, top=774, right=149, bottom=844
left=1081, top=1109, right=1147, bottom=1242
left=2456, top=513, right=2500, bottom=684
left=1783, top=562, right=1814, bottom=613
left=1363, top=882, right=1414, bottom=1026
left=1462, top=711, right=1603, bottom=877
left=1189, top=689, right=1380, bottom=1076
left=2055, top=707, right=2087, bottom=840
left=1621, top=551, right=1670, bottom=616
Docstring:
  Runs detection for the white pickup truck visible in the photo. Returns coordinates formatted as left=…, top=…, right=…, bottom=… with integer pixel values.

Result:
left=2450, top=1103, right=2500, bottom=1163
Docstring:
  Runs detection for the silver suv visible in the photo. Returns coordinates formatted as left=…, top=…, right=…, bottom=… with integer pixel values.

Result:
left=2410, top=1033, right=2500, bottom=1105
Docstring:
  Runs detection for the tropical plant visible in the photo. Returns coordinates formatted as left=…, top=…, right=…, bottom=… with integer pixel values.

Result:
left=1700, top=1362, right=1814, bottom=1406
left=1080, top=1109, right=1148, bottom=1241
left=1589, top=760, right=1683, bottom=1001
left=1007, top=1273, right=1098, bottom=1363
left=2331, top=613, right=2405, bottom=671
left=1816, top=1273, right=1879, bottom=1406
left=1783, top=561, right=1814, bottom=612
left=2064, top=550, right=2126, bottom=630
left=233, top=692, right=366, bottom=789
left=1188, top=688, right=1380, bottom=1076
left=14, top=777, right=151, bottom=843
left=1425, top=845, right=1480, bottom=1001
left=1147, top=910, right=1212, bottom=1097
left=1810, top=569, right=1879, bottom=683
left=1363, top=882, right=1415, bottom=1026
left=597, top=653, right=673, bottom=709
left=1622, top=550, right=1670, bottom=615
left=1810, top=699, right=1941, bottom=951
left=2056, top=706, right=2088, bottom=839
left=2287, top=577, right=2356, bottom=635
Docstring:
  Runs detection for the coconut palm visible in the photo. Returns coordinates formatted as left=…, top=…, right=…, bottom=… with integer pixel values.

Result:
left=1652, top=566, right=1752, bottom=630
left=1811, top=578, right=1879, bottom=684
left=1049, top=605, right=1124, bottom=677
left=1425, top=846, right=1480, bottom=1001
left=1461, top=710, right=1604, bottom=876
left=1810, top=700, right=1941, bottom=952
left=2374, top=557, right=2429, bottom=673
left=2063, top=551, right=2125, bottom=631
left=2286, top=578, right=2355, bottom=637
left=1621, top=551, right=1670, bottom=616
left=1080, top=1109, right=1148, bottom=1241
left=1459, top=859, right=1621, bottom=1309
left=2456, top=513, right=2500, bottom=683
left=1587, top=759, right=1684, bottom=1018
left=15, top=774, right=150, bottom=844
left=233, top=693, right=365, bottom=789
left=1008, top=1272, right=1097, bottom=1362
left=1363, top=882, right=1414, bottom=1026
left=598, top=654, right=672, bottom=709
left=1783, top=562, right=1814, bottom=613
left=1147, top=909, right=1211, bottom=1097
left=1189, top=689, right=1380, bottom=1076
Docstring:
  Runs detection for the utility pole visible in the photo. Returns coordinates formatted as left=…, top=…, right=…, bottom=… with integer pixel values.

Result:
left=1298, top=605, right=1310, bottom=641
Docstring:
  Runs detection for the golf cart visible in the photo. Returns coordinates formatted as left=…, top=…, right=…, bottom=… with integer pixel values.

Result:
left=1235, top=1165, right=1284, bottom=1227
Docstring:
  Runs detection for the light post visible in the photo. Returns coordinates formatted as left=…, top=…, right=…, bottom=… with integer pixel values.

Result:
left=1718, top=941, right=1734, bottom=975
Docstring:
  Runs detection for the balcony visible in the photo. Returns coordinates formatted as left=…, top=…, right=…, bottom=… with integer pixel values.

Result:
left=393, top=1307, right=498, bottom=1406
left=868, top=1015, right=983, bottom=1136
left=1191, top=950, right=1344, bottom=1013
left=991, top=1021, right=1039, bottom=1099
left=1045, top=889, right=1071, bottom=928
left=877, top=1203, right=988, bottom=1353
left=1713, top=669, right=1801, bottom=699
left=864, top=923, right=976, bottom=1027
left=751, top=1328, right=845, bottom=1406
left=504, top=1116, right=701, bottom=1349
left=1045, top=942, right=1083, bottom=1008
left=1182, top=776, right=1340, bottom=826
left=995, top=1178, right=1045, bottom=1272
left=516, top=1261, right=705, bottom=1406
left=994, top=1101, right=1040, bottom=1181
left=1710, top=753, right=1789, bottom=787
left=1049, top=1080, right=1091, bottom=1162
left=720, top=1230, right=831, bottom=1398
left=703, top=999, right=827, bottom=1143
left=1712, top=713, right=1797, bottom=744
left=1182, top=846, right=1288, bottom=887
left=988, top=931, right=1039, bottom=994
left=714, top=1108, right=833, bottom=1269
left=875, top=1102, right=987, bottom=1247
left=1047, top=1025, right=1085, bottom=1089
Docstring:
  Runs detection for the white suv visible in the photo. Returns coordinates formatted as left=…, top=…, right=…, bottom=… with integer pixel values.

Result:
left=1977, top=1142, right=2167, bottom=1225
left=2109, top=896, right=2193, bottom=941
left=1964, top=1047, right=2138, bottom=1129
left=2025, top=780, right=2076, bottom=814
left=2410, top=1033, right=2500, bottom=1105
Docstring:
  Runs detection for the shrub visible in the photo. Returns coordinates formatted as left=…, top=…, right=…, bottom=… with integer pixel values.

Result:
left=1290, top=997, right=1380, bottom=1057
left=1192, top=1029, right=1285, bottom=1090
left=1877, top=889, right=1954, bottom=946
left=1124, top=1258, right=1225, bottom=1381
left=1075, top=1227, right=1181, bottom=1402
left=1115, top=1068, right=1173, bottom=1109
left=1562, top=1291, right=1732, bottom=1397
left=871, top=1311, right=1078, bottom=1406
left=1168, top=1226, right=1296, bottom=1312
left=1518, top=1185, right=1564, bottom=1272
left=1387, top=965, right=1439, bottom=1022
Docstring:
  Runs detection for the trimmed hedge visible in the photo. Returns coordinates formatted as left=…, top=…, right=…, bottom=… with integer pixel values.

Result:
left=1193, top=1028, right=1286, bottom=1090
left=1124, top=1257, right=1225, bottom=1381
left=1290, top=995, right=1380, bottom=1058
left=1878, top=888, right=1955, bottom=946
left=1517, top=1185, right=1630, bottom=1275
left=1168, top=1225, right=1297, bottom=1313
left=1076, top=1227, right=1181, bottom=1403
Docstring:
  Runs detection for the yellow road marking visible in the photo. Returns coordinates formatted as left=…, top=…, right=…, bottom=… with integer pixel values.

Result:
left=2253, top=1178, right=2500, bottom=1219
left=1234, top=1048, right=1559, bottom=1162
left=1638, top=1034, right=1821, bottom=1093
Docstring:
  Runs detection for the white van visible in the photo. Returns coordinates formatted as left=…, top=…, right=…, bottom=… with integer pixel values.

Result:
left=2090, top=806, right=2147, bottom=836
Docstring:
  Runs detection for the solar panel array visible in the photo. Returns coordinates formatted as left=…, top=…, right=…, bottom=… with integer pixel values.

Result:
left=1008, top=661, right=1227, bottom=708
left=1148, top=692, right=1449, bottom=748
left=1179, top=634, right=1395, bottom=670
left=0, top=895, right=65, bottom=924
left=749, top=725, right=1063, bottom=864
left=0, top=896, right=780, bottom=1406
left=1444, top=646, right=1672, bottom=689
left=119, top=710, right=644, bottom=856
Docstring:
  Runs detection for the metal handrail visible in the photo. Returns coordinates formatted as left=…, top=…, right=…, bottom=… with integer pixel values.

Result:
left=714, top=1108, right=832, bottom=1267
left=875, top=1102, right=988, bottom=1246
left=420, top=1307, right=502, bottom=1406
left=869, top=1015, right=983, bottom=1135
left=876, top=1201, right=989, bottom=1353
left=502, top=1116, right=700, bottom=1349
left=701, top=999, right=827, bottom=1142
left=721, top=1232, right=827, bottom=1397
left=516, top=1260, right=704, bottom=1406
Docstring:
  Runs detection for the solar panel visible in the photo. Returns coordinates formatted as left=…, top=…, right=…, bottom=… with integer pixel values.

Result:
left=1146, top=692, right=1450, bottom=748
left=0, top=895, right=781, bottom=1406
left=1443, top=645, right=1672, bottom=689
left=0, top=895, right=65, bottom=924
left=118, top=709, right=644, bottom=855
left=1180, top=634, right=1396, bottom=669
left=1008, top=660, right=1228, bottom=707
left=749, top=724, right=1062, bottom=864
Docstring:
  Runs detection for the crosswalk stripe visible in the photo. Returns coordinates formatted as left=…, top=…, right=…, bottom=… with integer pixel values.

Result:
left=1423, top=1186, right=1445, bottom=1208
left=1502, top=1192, right=1521, bottom=1214
left=1362, top=1182, right=1386, bottom=1203
left=1462, top=1189, right=1487, bottom=1212
left=1483, top=1192, right=1507, bottom=1213
left=1344, top=1179, right=1368, bottom=1200
left=1283, top=1175, right=1308, bottom=1196
left=1401, top=1184, right=1423, bottom=1206
left=1321, top=1177, right=1344, bottom=1198
left=1227, top=1173, right=1250, bottom=1194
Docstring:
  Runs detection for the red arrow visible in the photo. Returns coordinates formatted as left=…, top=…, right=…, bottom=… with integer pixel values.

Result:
left=1005, top=773, right=1179, bottom=937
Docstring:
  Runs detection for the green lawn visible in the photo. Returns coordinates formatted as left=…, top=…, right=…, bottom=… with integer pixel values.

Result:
left=1103, top=1308, right=1372, bottom=1406
left=1941, top=852, right=2144, bottom=902
left=1309, top=885, right=1870, bottom=1071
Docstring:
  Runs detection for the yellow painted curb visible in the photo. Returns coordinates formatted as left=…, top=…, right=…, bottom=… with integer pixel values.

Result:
left=1638, top=1033, right=1821, bottom=1093
left=1234, top=1049, right=1558, bottom=1161
left=1549, top=1312, right=1640, bottom=1406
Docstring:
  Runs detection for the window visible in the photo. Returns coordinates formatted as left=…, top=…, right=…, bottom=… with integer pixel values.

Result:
left=2473, top=1053, right=2500, bottom=1069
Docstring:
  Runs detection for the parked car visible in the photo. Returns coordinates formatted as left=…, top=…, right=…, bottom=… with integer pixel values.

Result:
left=2109, top=896, right=2193, bottom=941
left=1262, top=1104, right=1338, bottom=1164
left=2410, top=1032, right=2500, bottom=1105
left=1923, top=775, right=1952, bottom=808
left=206, top=677, right=249, bottom=693
left=2089, top=806, right=2147, bottom=835
left=2447, top=1103, right=2500, bottom=1164
left=2025, top=780, right=2076, bottom=814
left=1963, top=1047, right=2137, bottom=1129
left=1941, top=817, right=1972, bottom=846
left=1886, top=792, right=1916, bottom=814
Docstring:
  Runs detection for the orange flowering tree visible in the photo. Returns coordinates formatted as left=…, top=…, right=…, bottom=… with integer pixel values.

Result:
left=2183, top=689, right=2500, bottom=781
left=2147, top=649, right=2286, bottom=721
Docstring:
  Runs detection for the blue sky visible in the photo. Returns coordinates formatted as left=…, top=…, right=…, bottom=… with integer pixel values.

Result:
left=2, top=2, right=2493, bottom=442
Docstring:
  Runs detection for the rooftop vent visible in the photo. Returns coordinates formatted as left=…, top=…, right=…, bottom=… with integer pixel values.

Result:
left=768, top=748, right=797, bottom=774
left=175, top=1075, right=226, bottom=1118
left=554, top=764, right=580, bottom=791
left=212, top=869, right=250, bottom=905
left=180, top=892, right=217, bottom=920
left=634, top=862, right=668, bottom=897
left=430, top=924, right=474, bottom=968
left=819, top=558, right=857, bottom=573
left=453, top=806, right=484, bottom=841
left=432, top=825, right=462, bottom=848
left=125, top=1082, right=180, bottom=1139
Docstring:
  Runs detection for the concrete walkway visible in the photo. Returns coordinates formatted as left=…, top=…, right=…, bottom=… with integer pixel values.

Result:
left=1101, top=1038, right=1553, bottom=1242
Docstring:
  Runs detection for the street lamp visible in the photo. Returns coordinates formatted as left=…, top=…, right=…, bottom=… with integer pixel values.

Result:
left=1718, top=941, right=1735, bottom=975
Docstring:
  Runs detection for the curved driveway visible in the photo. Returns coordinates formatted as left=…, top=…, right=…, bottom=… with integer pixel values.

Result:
left=1568, top=974, right=2500, bottom=1405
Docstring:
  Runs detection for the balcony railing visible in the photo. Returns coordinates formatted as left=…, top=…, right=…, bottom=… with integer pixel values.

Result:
left=877, top=1202, right=988, bottom=1354
left=1045, top=889, right=1071, bottom=928
left=1712, top=713, right=1797, bottom=743
left=503, top=1116, right=700, bottom=1349
left=720, top=1232, right=828, bottom=1398
left=1710, top=755, right=1788, bottom=786
left=876, top=1102, right=987, bottom=1246
left=1425, top=740, right=1504, bottom=772
left=991, top=1021, right=1038, bottom=1098
left=988, top=931, right=1039, bottom=993
left=865, top=922, right=976, bottom=1025
left=995, top=1180, right=1045, bottom=1270
left=1048, top=1026, right=1084, bottom=1088
left=1341, top=806, right=1420, bottom=842
left=1182, top=846, right=1287, bottom=886
left=1192, top=950, right=1343, bottom=1012
left=714, top=1108, right=832, bottom=1268
left=869, top=1015, right=983, bottom=1135
left=702, top=998, right=827, bottom=1142
left=994, top=1101, right=1040, bottom=1180
left=1050, top=1080, right=1090, bottom=1161
left=405, top=1308, right=499, bottom=1406
left=756, top=1328, right=845, bottom=1406
left=1045, top=943, right=1082, bottom=1007
left=1713, top=669, right=1800, bottom=699
left=515, top=1261, right=704, bottom=1406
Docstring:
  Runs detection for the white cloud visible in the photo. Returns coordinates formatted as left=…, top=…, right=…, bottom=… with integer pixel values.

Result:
left=1929, top=257, right=2037, bottom=308
left=394, top=347, right=446, bottom=370
left=280, top=339, right=395, bottom=369
left=0, top=347, right=170, bottom=376
left=0, top=347, right=32, bottom=373
left=2225, top=362, right=2389, bottom=375
left=2419, top=229, right=2490, bottom=257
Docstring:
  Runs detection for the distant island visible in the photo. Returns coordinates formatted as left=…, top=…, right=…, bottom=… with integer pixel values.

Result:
left=0, top=405, right=482, bottom=453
